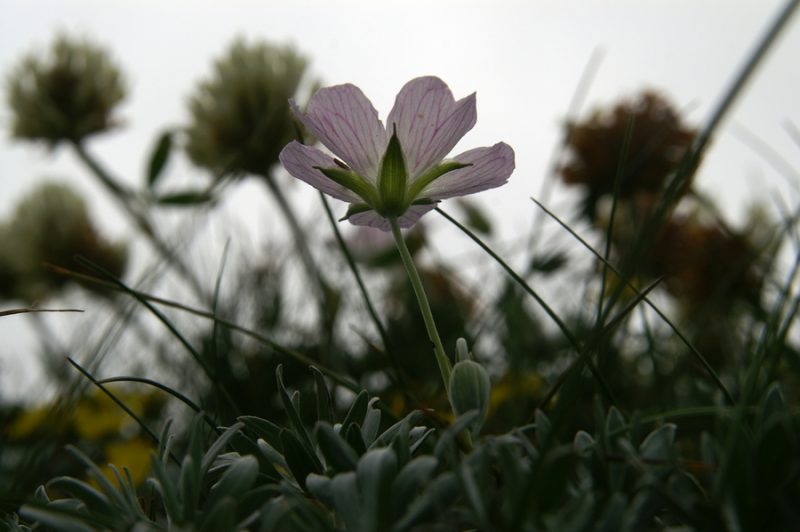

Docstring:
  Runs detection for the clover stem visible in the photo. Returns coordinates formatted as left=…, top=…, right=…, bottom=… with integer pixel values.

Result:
left=72, top=141, right=209, bottom=302
left=389, top=217, right=452, bottom=394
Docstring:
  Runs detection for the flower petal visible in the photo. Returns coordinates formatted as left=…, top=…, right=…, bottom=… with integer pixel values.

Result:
left=347, top=203, right=437, bottom=231
left=291, top=84, right=387, bottom=180
left=386, top=76, right=477, bottom=178
left=420, top=142, right=515, bottom=200
left=279, top=141, right=362, bottom=202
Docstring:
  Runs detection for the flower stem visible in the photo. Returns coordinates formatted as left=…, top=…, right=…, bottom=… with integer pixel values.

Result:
left=388, top=217, right=451, bottom=393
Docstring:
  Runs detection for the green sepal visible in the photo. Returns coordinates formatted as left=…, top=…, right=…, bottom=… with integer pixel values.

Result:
left=410, top=197, right=439, bottom=206
left=315, top=166, right=378, bottom=205
left=407, top=161, right=472, bottom=200
left=378, top=124, right=408, bottom=215
left=339, top=203, right=373, bottom=222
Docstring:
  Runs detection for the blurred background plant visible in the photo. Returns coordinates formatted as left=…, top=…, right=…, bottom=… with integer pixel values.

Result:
left=6, top=35, right=126, bottom=146
left=2, top=1, right=800, bottom=527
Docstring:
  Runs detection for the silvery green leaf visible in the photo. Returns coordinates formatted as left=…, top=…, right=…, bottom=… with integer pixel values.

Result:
left=306, top=474, right=334, bottom=507
left=238, top=415, right=282, bottom=447
left=534, top=409, right=552, bottom=447
left=276, top=365, right=321, bottom=470
left=361, top=398, right=382, bottom=445
left=371, top=410, right=426, bottom=448
left=281, top=429, right=321, bottom=490
left=434, top=411, right=479, bottom=459
left=310, top=366, right=334, bottom=425
left=393, top=472, right=459, bottom=532
left=64, top=445, right=127, bottom=511
left=18, top=506, right=93, bottom=532
left=346, top=423, right=367, bottom=455
left=316, top=422, right=358, bottom=472
left=605, top=407, right=627, bottom=445
left=458, top=462, right=489, bottom=529
left=207, top=455, right=259, bottom=509
left=180, top=455, right=200, bottom=523
left=574, top=430, right=596, bottom=458
left=332, top=472, right=361, bottom=532
left=639, top=424, right=677, bottom=461
left=46, top=477, right=111, bottom=516
left=409, top=428, right=435, bottom=455
left=391, top=456, right=439, bottom=512
left=357, top=449, right=398, bottom=531
left=198, top=496, right=236, bottom=532
left=341, top=390, right=369, bottom=435
left=201, top=422, right=245, bottom=474
left=760, top=383, right=786, bottom=426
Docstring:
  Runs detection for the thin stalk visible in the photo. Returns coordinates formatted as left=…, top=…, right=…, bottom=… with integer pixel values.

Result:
left=436, top=206, right=617, bottom=409
left=71, top=141, right=208, bottom=300
left=320, top=194, right=412, bottom=392
left=66, top=357, right=179, bottom=465
left=616, top=0, right=800, bottom=311
left=596, top=114, right=635, bottom=329
left=389, top=216, right=452, bottom=393
left=530, top=196, right=736, bottom=405
left=528, top=48, right=605, bottom=255
left=263, top=176, right=335, bottom=343
left=45, top=262, right=360, bottom=392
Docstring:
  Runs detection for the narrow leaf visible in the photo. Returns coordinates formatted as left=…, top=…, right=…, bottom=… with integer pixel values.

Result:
left=311, top=366, right=335, bottom=425
left=276, top=365, right=319, bottom=466
left=146, top=130, right=173, bottom=188
left=156, top=190, right=213, bottom=206
left=316, top=422, right=358, bottom=472
left=281, top=429, right=322, bottom=491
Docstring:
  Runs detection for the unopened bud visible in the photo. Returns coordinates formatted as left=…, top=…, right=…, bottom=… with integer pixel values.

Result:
left=448, top=359, right=490, bottom=436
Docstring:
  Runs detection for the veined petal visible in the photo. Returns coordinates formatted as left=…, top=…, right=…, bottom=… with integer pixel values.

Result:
left=420, top=142, right=515, bottom=200
left=386, top=76, right=477, bottom=178
left=291, top=84, right=387, bottom=180
left=347, top=203, right=437, bottom=231
left=279, top=141, right=362, bottom=203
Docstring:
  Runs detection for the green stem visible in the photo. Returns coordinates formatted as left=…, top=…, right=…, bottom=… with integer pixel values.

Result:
left=388, top=217, right=451, bottom=393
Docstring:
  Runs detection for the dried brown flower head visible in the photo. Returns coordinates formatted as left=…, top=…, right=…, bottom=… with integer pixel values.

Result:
left=560, top=91, right=697, bottom=219
left=646, top=218, right=762, bottom=307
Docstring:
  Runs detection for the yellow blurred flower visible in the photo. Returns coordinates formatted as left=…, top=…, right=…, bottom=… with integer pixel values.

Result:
left=7, top=403, right=68, bottom=439
left=73, top=388, right=161, bottom=440
left=488, top=372, right=543, bottom=416
left=100, top=437, right=155, bottom=487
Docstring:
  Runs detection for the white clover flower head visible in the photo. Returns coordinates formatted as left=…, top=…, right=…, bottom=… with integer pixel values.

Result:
left=279, top=76, right=515, bottom=231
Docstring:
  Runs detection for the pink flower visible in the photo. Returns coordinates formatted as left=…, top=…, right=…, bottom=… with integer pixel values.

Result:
left=279, top=76, right=514, bottom=230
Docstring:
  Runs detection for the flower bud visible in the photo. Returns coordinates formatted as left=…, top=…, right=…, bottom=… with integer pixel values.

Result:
left=6, top=34, right=126, bottom=145
left=455, top=337, right=470, bottom=362
left=448, top=359, right=491, bottom=436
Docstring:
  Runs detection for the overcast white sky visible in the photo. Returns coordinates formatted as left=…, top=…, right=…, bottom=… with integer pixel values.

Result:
left=1, top=0, right=799, bottom=399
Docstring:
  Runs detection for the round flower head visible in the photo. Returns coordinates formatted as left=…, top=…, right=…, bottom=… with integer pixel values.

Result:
left=559, top=91, right=696, bottom=220
left=6, top=34, right=126, bottom=145
left=186, top=38, right=313, bottom=178
left=279, top=76, right=515, bottom=230
left=0, top=182, right=127, bottom=302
